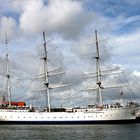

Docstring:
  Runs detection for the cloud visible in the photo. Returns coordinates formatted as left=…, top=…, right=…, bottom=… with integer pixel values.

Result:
left=0, top=0, right=13, bottom=15
left=110, top=29, right=140, bottom=70
left=0, top=16, right=17, bottom=40
left=132, top=70, right=140, bottom=77
left=126, top=0, right=140, bottom=5
left=13, top=0, right=93, bottom=39
left=2, top=0, right=140, bottom=40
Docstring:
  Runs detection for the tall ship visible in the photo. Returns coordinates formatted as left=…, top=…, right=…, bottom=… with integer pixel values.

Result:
left=0, top=30, right=139, bottom=124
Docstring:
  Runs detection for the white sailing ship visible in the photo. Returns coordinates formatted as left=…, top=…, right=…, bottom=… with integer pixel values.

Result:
left=0, top=31, right=138, bottom=124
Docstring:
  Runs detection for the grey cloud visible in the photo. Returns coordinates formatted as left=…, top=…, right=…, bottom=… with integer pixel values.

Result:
left=17, top=0, right=94, bottom=39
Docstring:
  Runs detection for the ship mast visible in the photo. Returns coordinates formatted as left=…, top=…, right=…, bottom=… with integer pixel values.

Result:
left=42, top=31, right=51, bottom=112
left=5, top=34, right=11, bottom=106
left=95, top=30, right=103, bottom=107
left=82, top=31, right=127, bottom=106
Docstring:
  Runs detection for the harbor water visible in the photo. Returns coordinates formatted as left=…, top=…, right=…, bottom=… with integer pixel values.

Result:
left=0, top=124, right=140, bottom=140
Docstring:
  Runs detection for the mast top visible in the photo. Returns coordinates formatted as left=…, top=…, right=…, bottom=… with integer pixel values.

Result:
left=43, top=31, right=46, bottom=43
left=5, top=34, right=8, bottom=45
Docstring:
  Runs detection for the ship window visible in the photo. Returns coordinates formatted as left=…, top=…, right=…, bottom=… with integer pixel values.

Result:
left=60, top=117, right=63, bottom=118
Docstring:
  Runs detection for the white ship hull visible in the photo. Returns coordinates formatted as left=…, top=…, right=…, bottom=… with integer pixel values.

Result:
left=0, top=107, right=136, bottom=124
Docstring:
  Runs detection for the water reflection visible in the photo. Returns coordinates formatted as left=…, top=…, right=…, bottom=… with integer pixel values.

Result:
left=0, top=124, right=139, bottom=140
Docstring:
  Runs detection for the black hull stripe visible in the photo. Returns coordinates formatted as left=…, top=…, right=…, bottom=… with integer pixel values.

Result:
left=0, top=119, right=139, bottom=125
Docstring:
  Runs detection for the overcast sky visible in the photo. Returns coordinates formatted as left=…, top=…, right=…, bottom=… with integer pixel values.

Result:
left=0, top=0, right=140, bottom=107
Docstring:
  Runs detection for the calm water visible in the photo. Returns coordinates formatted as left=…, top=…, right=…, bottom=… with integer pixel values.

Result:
left=0, top=124, right=140, bottom=140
